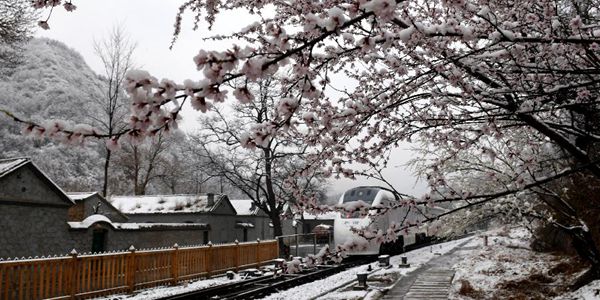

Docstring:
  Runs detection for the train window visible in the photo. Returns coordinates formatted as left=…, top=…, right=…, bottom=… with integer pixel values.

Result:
left=343, top=187, right=379, bottom=204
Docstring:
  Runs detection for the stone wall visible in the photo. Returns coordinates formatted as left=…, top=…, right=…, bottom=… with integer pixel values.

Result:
left=124, top=213, right=278, bottom=243
left=69, top=225, right=210, bottom=253
left=0, top=204, right=75, bottom=258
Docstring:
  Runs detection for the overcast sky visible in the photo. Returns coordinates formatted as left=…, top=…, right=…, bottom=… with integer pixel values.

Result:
left=34, top=1, right=427, bottom=196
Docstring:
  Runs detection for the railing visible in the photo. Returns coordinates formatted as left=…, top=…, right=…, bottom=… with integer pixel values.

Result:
left=0, top=240, right=278, bottom=299
left=277, top=233, right=333, bottom=258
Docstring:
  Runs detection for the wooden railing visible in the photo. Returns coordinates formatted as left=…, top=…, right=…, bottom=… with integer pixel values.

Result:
left=0, top=240, right=278, bottom=299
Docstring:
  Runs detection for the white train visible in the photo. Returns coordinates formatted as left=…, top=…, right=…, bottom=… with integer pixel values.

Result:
left=333, top=186, right=440, bottom=255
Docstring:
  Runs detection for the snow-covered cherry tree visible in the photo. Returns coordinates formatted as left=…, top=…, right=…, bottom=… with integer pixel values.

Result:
left=27, top=0, right=600, bottom=284
left=191, top=77, right=327, bottom=240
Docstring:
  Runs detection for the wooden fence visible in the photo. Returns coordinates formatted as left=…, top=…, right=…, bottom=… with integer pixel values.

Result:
left=0, top=240, right=278, bottom=300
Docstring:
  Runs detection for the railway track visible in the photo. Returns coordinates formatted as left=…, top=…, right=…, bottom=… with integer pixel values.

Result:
left=159, top=257, right=375, bottom=300
left=159, top=234, right=474, bottom=300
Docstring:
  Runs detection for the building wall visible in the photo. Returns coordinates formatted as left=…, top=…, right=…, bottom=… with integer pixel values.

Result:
left=280, top=218, right=296, bottom=236
left=124, top=213, right=282, bottom=243
left=68, top=202, right=85, bottom=221
left=0, top=204, right=74, bottom=258
left=81, top=195, right=128, bottom=223
left=125, top=212, right=205, bottom=224
left=125, top=213, right=242, bottom=243
left=0, top=165, right=75, bottom=258
left=0, top=164, right=70, bottom=206
left=0, top=162, right=283, bottom=258
left=69, top=226, right=209, bottom=252
left=234, top=216, right=272, bottom=241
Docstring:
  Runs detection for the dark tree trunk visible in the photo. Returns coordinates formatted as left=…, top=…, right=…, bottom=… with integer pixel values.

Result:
left=102, top=148, right=111, bottom=196
left=270, top=211, right=284, bottom=238
left=569, top=227, right=600, bottom=290
left=263, top=147, right=288, bottom=256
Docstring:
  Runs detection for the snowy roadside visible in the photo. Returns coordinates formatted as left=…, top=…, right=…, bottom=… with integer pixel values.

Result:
left=95, top=237, right=472, bottom=300
left=92, top=228, right=599, bottom=300
left=556, top=280, right=600, bottom=300
left=260, top=236, right=473, bottom=300
left=94, top=275, right=243, bottom=300
left=449, top=227, right=588, bottom=299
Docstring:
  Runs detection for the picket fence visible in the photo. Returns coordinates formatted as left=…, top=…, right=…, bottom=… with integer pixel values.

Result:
left=0, top=240, right=278, bottom=299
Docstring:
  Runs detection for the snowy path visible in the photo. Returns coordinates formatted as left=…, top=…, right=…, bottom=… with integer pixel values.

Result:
left=260, top=237, right=473, bottom=300
left=381, top=238, right=473, bottom=300
left=402, top=268, right=455, bottom=299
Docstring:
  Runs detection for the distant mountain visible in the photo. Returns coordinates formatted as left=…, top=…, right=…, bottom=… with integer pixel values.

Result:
left=0, top=38, right=107, bottom=191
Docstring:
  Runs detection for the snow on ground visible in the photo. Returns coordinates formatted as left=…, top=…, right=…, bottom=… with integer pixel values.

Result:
left=260, top=237, right=472, bottom=300
left=95, top=275, right=243, bottom=300
left=97, top=237, right=471, bottom=300
left=449, top=227, right=586, bottom=299
left=93, top=229, right=597, bottom=300
left=556, top=280, right=600, bottom=300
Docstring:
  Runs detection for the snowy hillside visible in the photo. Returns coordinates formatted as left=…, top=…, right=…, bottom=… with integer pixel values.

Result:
left=0, top=38, right=107, bottom=191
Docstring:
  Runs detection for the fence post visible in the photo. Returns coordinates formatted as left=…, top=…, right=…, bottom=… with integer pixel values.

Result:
left=69, top=249, right=78, bottom=299
left=234, top=240, right=240, bottom=273
left=256, top=239, right=261, bottom=267
left=127, top=245, right=136, bottom=294
left=171, top=243, right=179, bottom=286
left=206, top=242, right=213, bottom=278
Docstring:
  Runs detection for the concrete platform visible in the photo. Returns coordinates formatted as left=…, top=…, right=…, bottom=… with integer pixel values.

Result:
left=382, top=240, right=477, bottom=299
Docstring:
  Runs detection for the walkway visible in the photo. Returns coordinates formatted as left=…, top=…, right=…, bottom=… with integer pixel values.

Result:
left=382, top=240, right=477, bottom=299
left=402, top=268, right=455, bottom=299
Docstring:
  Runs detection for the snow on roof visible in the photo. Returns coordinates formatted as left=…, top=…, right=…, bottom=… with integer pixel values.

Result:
left=0, top=157, right=29, bottom=178
left=117, top=223, right=209, bottom=230
left=110, top=194, right=217, bottom=214
left=230, top=199, right=260, bottom=215
left=67, top=214, right=209, bottom=230
left=68, top=214, right=114, bottom=229
left=314, top=224, right=332, bottom=229
left=299, top=211, right=338, bottom=220
left=67, top=192, right=98, bottom=201
left=235, top=222, right=255, bottom=228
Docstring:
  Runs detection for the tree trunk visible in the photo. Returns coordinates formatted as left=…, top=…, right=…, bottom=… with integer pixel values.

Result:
left=102, top=148, right=111, bottom=197
left=569, top=227, right=600, bottom=290
left=269, top=210, right=287, bottom=257
left=270, top=211, right=284, bottom=239
left=262, top=147, right=288, bottom=255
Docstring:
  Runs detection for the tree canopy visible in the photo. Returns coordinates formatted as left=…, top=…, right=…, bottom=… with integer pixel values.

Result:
left=23, top=0, right=600, bottom=283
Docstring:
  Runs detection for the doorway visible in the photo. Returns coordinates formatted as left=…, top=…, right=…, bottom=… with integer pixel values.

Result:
left=91, top=229, right=107, bottom=253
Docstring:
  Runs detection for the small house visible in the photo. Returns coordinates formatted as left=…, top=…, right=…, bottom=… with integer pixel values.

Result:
left=0, top=158, right=75, bottom=258
left=229, top=199, right=273, bottom=241
left=109, top=194, right=238, bottom=244
left=66, top=192, right=210, bottom=252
